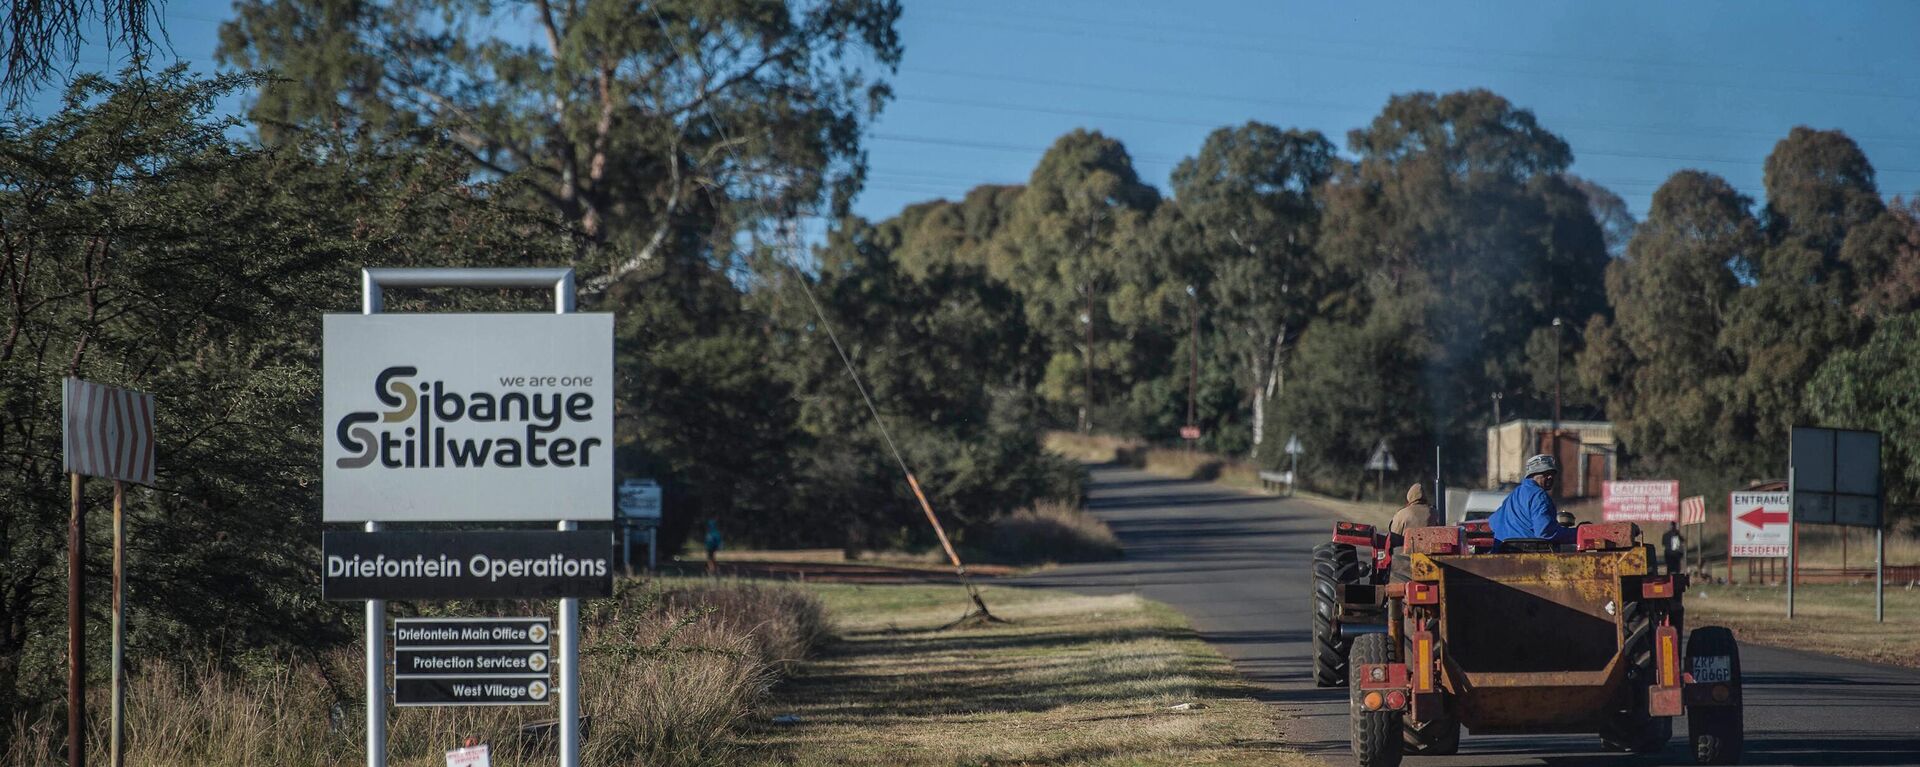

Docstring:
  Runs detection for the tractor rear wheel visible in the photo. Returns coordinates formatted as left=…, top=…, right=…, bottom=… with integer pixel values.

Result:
left=1686, top=626, right=1744, bottom=765
left=1312, top=542, right=1361, bottom=687
left=1600, top=599, right=1673, bottom=754
left=1348, top=633, right=1403, bottom=767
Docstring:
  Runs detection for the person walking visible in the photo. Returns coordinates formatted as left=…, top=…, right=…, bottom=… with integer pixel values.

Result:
left=704, top=519, right=723, bottom=575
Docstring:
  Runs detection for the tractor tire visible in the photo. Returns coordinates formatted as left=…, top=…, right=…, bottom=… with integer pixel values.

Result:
left=1402, top=712, right=1460, bottom=756
left=1600, top=600, right=1673, bottom=754
left=1349, top=633, right=1403, bottom=767
left=1312, top=543, right=1361, bottom=687
left=1686, top=626, right=1744, bottom=765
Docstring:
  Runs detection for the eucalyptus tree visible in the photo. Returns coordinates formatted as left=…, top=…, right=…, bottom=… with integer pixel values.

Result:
left=218, top=0, right=903, bottom=283
left=1165, top=122, right=1335, bottom=457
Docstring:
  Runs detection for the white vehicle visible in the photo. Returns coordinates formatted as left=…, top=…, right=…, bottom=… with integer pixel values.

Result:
left=1449, top=489, right=1510, bottom=525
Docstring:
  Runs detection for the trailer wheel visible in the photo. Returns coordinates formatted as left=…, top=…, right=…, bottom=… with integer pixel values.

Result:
left=1600, top=600, right=1672, bottom=753
left=1686, top=626, right=1743, bottom=765
left=1349, top=633, right=1403, bottom=767
left=1402, top=713, right=1460, bottom=755
left=1312, top=542, right=1360, bottom=687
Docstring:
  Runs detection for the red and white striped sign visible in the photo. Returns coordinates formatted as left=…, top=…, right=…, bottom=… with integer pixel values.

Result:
left=1680, top=495, right=1707, bottom=526
left=62, top=377, right=155, bottom=485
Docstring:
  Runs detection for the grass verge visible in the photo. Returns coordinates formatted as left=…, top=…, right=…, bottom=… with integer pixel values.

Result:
left=737, top=583, right=1309, bottom=767
left=1684, top=581, right=1920, bottom=668
left=4, top=578, right=826, bottom=767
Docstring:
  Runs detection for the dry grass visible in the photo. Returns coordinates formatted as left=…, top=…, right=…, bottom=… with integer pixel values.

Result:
left=984, top=500, right=1123, bottom=565
left=1686, top=581, right=1920, bottom=668
left=737, top=583, right=1309, bottom=767
left=3, top=579, right=827, bottom=767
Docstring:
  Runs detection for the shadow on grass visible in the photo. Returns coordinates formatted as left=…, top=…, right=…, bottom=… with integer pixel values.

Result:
left=767, top=619, right=1257, bottom=721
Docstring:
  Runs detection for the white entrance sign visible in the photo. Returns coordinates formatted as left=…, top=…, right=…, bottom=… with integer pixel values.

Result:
left=323, top=313, right=614, bottom=522
left=1729, top=491, right=1791, bottom=558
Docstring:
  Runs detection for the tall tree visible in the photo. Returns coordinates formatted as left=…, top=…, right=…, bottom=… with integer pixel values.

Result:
left=1312, top=89, right=1609, bottom=477
left=1578, top=171, right=1757, bottom=470
left=1567, top=175, right=1638, bottom=258
left=218, top=0, right=903, bottom=283
left=996, top=129, right=1161, bottom=432
left=1719, top=127, right=1882, bottom=465
left=1165, top=122, right=1336, bottom=457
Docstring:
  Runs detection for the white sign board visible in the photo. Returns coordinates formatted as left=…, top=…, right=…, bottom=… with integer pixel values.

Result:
left=1285, top=434, right=1303, bottom=456
left=619, top=478, right=662, bottom=521
left=323, top=314, right=613, bottom=522
left=1729, top=491, right=1791, bottom=558
left=446, top=744, right=490, bottom=767
left=62, top=377, right=156, bottom=486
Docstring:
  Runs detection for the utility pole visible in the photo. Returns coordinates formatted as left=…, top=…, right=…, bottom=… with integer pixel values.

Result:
left=1082, top=289, right=1094, bottom=434
left=1551, top=317, right=1563, bottom=434
left=1491, top=392, right=1503, bottom=486
left=1186, top=285, right=1198, bottom=441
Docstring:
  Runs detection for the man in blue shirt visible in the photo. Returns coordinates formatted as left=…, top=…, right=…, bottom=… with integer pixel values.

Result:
left=1489, top=454, right=1578, bottom=544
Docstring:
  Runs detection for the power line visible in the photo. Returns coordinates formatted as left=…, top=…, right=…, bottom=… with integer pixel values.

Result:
left=911, top=1, right=1920, bottom=86
left=907, top=7, right=1920, bottom=106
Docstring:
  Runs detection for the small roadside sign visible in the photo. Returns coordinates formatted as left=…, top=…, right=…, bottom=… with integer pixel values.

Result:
left=1680, top=495, right=1707, bottom=526
left=1366, top=440, right=1396, bottom=472
left=1602, top=480, right=1679, bottom=523
left=395, top=617, right=552, bottom=707
left=1179, top=425, right=1201, bottom=441
left=447, top=744, right=491, bottom=767
left=618, top=478, right=662, bottom=523
left=1729, top=491, right=1791, bottom=558
left=63, top=377, right=156, bottom=486
left=1285, top=434, right=1303, bottom=456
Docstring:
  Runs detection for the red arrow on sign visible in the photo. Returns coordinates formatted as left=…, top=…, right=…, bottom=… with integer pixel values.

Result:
left=1738, top=507, right=1790, bottom=529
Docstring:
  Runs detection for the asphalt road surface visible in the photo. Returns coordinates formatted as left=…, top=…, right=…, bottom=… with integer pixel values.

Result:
left=1020, top=465, right=1920, bottom=767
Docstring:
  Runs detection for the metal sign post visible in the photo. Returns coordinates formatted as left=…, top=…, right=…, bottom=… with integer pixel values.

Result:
left=1787, top=467, right=1796, bottom=620
left=349, top=269, right=602, bottom=767
left=61, top=378, right=156, bottom=767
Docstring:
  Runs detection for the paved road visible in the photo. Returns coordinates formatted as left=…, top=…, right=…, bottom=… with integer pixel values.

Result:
left=1020, top=465, right=1920, bottom=766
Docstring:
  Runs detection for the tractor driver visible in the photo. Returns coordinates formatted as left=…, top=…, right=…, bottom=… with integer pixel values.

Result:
left=1488, top=454, right=1578, bottom=545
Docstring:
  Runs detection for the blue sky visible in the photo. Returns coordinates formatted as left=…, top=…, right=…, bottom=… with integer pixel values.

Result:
left=31, top=0, right=1920, bottom=224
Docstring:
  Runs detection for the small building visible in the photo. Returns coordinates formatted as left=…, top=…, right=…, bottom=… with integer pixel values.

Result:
left=1485, top=419, right=1618, bottom=500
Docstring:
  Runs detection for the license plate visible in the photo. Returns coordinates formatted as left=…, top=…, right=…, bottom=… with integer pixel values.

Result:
left=1692, top=655, right=1731, bottom=683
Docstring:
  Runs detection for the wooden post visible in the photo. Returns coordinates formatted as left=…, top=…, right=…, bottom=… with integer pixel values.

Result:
left=111, top=480, right=125, bottom=767
left=68, top=473, right=85, bottom=767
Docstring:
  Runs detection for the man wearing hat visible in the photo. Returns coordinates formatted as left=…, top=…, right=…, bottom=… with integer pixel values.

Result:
left=1388, top=482, right=1439, bottom=544
left=1489, top=453, right=1577, bottom=544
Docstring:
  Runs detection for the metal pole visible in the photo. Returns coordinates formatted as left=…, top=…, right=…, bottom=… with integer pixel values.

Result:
left=361, top=270, right=385, bottom=767
left=68, top=473, right=85, bottom=767
left=647, top=529, right=657, bottom=571
left=1549, top=322, right=1562, bottom=435
left=365, top=520, right=385, bottom=767
left=558, top=520, right=581, bottom=767
left=1787, top=467, right=1796, bottom=619
left=1289, top=451, right=1297, bottom=498
left=1726, top=498, right=1734, bottom=585
left=110, top=480, right=125, bottom=767
left=622, top=523, right=633, bottom=577
left=1877, top=526, right=1886, bottom=623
